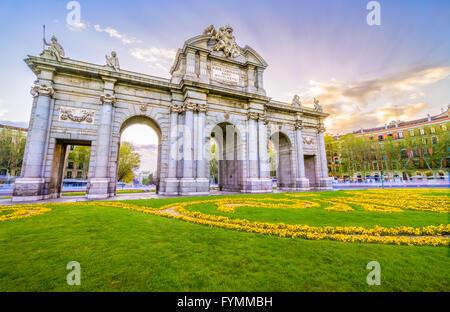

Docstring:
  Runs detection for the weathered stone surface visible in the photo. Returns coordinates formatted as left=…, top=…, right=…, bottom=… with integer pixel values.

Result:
left=13, top=25, right=331, bottom=201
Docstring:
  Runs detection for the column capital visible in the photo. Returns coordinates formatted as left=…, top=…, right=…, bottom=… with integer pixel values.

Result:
left=196, top=104, right=208, bottom=113
left=247, top=112, right=259, bottom=121
left=169, top=104, right=183, bottom=113
left=258, top=113, right=269, bottom=125
left=100, top=93, right=116, bottom=105
left=30, top=83, right=54, bottom=98
left=294, top=120, right=304, bottom=131
left=317, top=124, right=326, bottom=133
left=183, top=102, right=197, bottom=112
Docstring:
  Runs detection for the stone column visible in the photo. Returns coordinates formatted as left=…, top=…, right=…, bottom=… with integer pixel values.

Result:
left=317, top=122, right=332, bottom=190
left=13, top=81, right=55, bottom=201
left=195, top=104, right=209, bottom=194
left=199, top=51, right=209, bottom=84
left=257, top=114, right=272, bottom=191
left=179, top=102, right=196, bottom=195
left=244, top=112, right=261, bottom=192
left=87, top=78, right=116, bottom=199
left=256, top=68, right=265, bottom=95
left=294, top=120, right=310, bottom=190
left=247, top=65, right=256, bottom=93
left=247, top=112, right=259, bottom=179
left=184, top=48, right=197, bottom=80
left=162, top=105, right=181, bottom=195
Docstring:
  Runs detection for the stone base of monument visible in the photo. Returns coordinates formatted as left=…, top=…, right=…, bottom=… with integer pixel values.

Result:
left=295, top=178, right=311, bottom=191
left=195, top=178, right=210, bottom=195
left=159, top=178, right=180, bottom=196
left=318, top=178, right=333, bottom=191
left=242, top=178, right=273, bottom=193
left=12, top=178, right=46, bottom=202
left=179, top=178, right=199, bottom=196
left=87, top=178, right=110, bottom=199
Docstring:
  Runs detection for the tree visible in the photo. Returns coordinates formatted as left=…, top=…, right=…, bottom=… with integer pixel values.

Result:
left=67, top=145, right=91, bottom=179
left=269, top=148, right=276, bottom=177
left=0, top=128, right=26, bottom=176
left=210, top=142, right=218, bottom=183
left=143, top=173, right=155, bottom=185
left=117, top=142, right=141, bottom=183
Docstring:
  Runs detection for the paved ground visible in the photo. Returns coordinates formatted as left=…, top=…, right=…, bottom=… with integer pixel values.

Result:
left=0, top=190, right=247, bottom=206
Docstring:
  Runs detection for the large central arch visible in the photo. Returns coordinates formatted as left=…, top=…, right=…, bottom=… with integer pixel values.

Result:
left=117, top=115, right=162, bottom=194
left=210, top=122, right=243, bottom=192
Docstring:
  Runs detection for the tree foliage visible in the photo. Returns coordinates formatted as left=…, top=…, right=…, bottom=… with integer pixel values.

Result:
left=0, top=128, right=26, bottom=176
left=326, top=122, right=450, bottom=179
left=117, top=142, right=141, bottom=183
left=67, top=145, right=91, bottom=179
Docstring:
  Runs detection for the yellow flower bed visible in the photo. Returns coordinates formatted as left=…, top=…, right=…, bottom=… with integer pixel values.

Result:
left=1, top=189, right=448, bottom=247
left=76, top=198, right=449, bottom=247
left=0, top=204, right=52, bottom=222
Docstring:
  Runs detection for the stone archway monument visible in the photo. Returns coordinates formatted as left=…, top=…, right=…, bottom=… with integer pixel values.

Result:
left=13, top=25, right=332, bottom=201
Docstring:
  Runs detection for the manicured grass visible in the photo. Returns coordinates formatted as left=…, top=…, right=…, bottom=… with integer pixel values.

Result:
left=0, top=190, right=448, bottom=292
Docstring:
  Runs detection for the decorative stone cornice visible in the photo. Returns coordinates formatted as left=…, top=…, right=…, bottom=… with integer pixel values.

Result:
left=30, top=83, right=54, bottom=98
left=247, top=112, right=259, bottom=121
left=294, top=120, right=304, bottom=131
left=100, top=93, right=116, bottom=105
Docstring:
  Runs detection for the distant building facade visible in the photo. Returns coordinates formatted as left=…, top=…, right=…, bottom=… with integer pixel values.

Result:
left=0, top=124, right=27, bottom=179
left=326, top=106, right=450, bottom=180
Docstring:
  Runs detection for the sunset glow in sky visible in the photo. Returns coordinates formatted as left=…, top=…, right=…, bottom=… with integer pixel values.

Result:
left=0, top=0, right=449, bottom=164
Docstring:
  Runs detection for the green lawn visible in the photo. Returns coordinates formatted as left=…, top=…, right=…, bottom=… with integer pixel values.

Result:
left=0, top=190, right=448, bottom=292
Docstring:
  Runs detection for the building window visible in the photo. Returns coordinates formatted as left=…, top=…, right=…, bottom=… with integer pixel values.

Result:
left=68, top=162, right=74, bottom=169
left=67, top=171, right=72, bottom=179
left=430, top=127, right=436, bottom=134
left=409, top=130, right=415, bottom=137
left=398, top=132, right=404, bottom=139
left=432, top=136, right=438, bottom=145
left=419, top=128, right=425, bottom=135
left=422, top=138, right=427, bottom=145
left=0, top=169, right=7, bottom=176
left=442, top=125, right=448, bottom=131
left=373, top=162, right=379, bottom=170
left=76, top=171, right=83, bottom=179
left=378, top=135, right=383, bottom=141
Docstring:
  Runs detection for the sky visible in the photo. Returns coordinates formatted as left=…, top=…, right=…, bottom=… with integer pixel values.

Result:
left=0, top=0, right=449, bottom=172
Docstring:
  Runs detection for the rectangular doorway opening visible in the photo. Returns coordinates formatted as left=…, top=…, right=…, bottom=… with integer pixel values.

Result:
left=49, top=139, right=92, bottom=198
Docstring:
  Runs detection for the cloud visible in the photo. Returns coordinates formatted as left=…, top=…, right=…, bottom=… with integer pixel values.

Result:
left=67, top=21, right=88, bottom=32
left=94, top=24, right=142, bottom=45
left=130, top=47, right=177, bottom=72
left=298, top=66, right=450, bottom=134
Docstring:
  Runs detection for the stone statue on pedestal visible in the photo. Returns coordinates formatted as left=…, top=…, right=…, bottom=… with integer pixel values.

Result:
left=105, top=51, right=120, bottom=71
left=292, top=94, right=301, bottom=107
left=42, top=36, right=65, bottom=62
left=314, top=98, right=323, bottom=112
left=203, top=24, right=240, bottom=58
